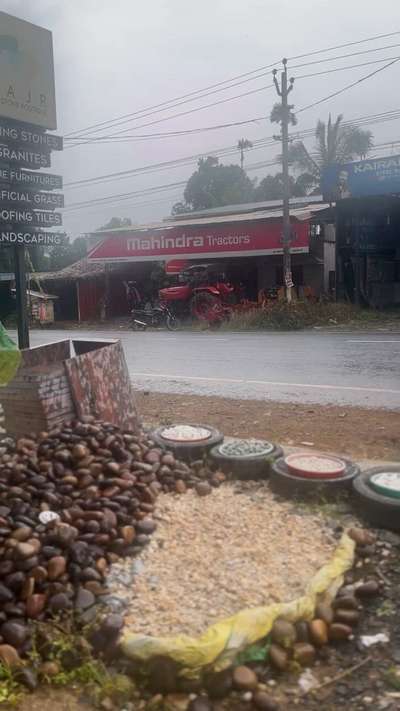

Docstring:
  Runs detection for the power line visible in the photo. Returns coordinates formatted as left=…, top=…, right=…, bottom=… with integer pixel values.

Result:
left=297, top=57, right=400, bottom=114
left=64, top=30, right=400, bottom=139
left=64, top=84, right=275, bottom=150
left=65, top=60, right=400, bottom=147
left=296, top=55, right=400, bottom=80
left=64, top=181, right=188, bottom=211
left=288, top=42, right=400, bottom=70
left=289, top=30, right=400, bottom=61
left=64, top=192, right=185, bottom=218
left=65, top=55, right=400, bottom=150
left=63, top=108, right=400, bottom=190
left=63, top=160, right=281, bottom=213
left=64, top=115, right=269, bottom=143
left=63, top=133, right=400, bottom=215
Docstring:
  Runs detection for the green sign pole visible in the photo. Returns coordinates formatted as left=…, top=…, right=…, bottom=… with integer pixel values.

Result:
left=13, top=244, right=30, bottom=349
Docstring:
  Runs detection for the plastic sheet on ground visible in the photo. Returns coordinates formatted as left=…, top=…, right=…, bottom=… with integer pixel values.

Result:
left=121, top=532, right=355, bottom=676
left=0, top=322, right=20, bottom=386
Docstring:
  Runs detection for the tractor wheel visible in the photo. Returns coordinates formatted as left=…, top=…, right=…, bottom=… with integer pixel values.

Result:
left=191, top=292, right=225, bottom=324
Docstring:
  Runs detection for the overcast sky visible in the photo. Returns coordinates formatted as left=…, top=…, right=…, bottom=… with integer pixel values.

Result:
left=2, top=0, right=400, bottom=237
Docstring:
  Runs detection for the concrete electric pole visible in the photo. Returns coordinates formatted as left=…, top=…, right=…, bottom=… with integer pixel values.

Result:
left=273, top=59, right=295, bottom=303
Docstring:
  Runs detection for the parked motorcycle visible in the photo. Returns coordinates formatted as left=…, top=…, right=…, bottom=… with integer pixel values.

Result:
left=130, top=303, right=179, bottom=331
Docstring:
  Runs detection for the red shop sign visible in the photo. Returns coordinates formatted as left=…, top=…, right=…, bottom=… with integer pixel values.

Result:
left=88, top=219, right=309, bottom=262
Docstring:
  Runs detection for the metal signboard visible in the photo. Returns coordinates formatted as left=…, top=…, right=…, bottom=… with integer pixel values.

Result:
left=0, top=186, right=64, bottom=209
left=0, top=12, right=57, bottom=129
left=321, top=154, right=400, bottom=200
left=0, top=163, right=62, bottom=190
left=0, top=207, right=62, bottom=227
left=0, top=118, right=62, bottom=150
left=0, top=144, right=51, bottom=169
left=88, top=221, right=310, bottom=262
left=0, top=230, right=66, bottom=246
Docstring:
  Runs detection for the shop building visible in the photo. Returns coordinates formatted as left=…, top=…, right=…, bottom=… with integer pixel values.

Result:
left=322, top=154, right=400, bottom=308
left=88, top=197, right=333, bottom=304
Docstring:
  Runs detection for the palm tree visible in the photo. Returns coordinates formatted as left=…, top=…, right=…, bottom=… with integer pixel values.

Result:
left=237, top=138, right=253, bottom=170
left=288, top=114, right=373, bottom=193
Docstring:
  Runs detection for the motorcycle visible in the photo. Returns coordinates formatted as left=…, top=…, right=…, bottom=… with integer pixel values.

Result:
left=130, top=303, right=179, bottom=331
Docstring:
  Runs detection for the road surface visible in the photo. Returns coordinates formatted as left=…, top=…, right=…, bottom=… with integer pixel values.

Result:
left=14, top=328, right=400, bottom=410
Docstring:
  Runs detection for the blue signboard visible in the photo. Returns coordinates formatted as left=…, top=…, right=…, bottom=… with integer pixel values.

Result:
left=321, top=154, right=400, bottom=200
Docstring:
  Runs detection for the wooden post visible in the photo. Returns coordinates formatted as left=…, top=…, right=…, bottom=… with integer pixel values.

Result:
left=76, top=282, right=81, bottom=322
left=354, top=207, right=361, bottom=306
left=14, top=245, right=30, bottom=349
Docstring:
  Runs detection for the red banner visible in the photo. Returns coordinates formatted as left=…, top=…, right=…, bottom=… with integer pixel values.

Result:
left=89, top=219, right=309, bottom=262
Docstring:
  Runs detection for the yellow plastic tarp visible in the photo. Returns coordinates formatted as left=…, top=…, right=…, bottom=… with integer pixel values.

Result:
left=0, top=322, right=20, bottom=386
left=121, top=532, right=355, bottom=676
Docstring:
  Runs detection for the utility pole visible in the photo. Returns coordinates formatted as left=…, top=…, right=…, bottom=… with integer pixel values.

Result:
left=273, top=59, right=294, bottom=303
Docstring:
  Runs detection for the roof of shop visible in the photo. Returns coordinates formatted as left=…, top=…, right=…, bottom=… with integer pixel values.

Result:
left=94, top=201, right=331, bottom=235
left=32, top=257, right=125, bottom=281
left=166, top=195, right=326, bottom=221
left=11, top=288, right=58, bottom=300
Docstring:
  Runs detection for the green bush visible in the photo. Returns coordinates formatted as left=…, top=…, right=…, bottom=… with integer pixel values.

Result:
left=221, top=301, right=389, bottom=331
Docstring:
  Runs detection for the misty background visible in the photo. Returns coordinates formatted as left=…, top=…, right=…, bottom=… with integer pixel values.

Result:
left=2, top=0, right=400, bottom=238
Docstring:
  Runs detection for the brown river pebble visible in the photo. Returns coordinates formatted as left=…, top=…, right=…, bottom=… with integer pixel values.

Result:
left=109, top=482, right=336, bottom=637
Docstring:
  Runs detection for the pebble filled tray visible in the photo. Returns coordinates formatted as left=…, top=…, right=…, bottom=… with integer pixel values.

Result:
left=285, top=453, right=346, bottom=479
left=369, top=471, right=400, bottom=499
left=107, top=482, right=336, bottom=637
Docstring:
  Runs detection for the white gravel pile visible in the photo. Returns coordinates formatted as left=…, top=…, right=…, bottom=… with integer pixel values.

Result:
left=108, top=482, right=336, bottom=637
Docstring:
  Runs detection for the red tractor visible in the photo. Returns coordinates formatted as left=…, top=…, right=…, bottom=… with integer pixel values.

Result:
left=159, top=264, right=236, bottom=326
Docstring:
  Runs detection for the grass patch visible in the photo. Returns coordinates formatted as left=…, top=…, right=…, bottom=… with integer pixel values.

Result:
left=0, top=664, right=22, bottom=706
left=376, top=599, right=396, bottom=618
left=0, top=623, right=137, bottom=708
left=219, top=301, right=400, bottom=331
left=384, top=666, right=400, bottom=690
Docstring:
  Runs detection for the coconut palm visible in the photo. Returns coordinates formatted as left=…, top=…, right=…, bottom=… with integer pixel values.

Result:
left=288, top=114, right=373, bottom=192
left=237, top=138, right=253, bottom=170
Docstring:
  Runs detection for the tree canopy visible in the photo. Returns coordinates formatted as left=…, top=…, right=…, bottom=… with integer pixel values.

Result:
left=288, top=114, right=373, bottom=192
left=176, top=156, right=255, bottom=212
left=171, top=114, right=374, bottom=213
left=96, top=216, right=133, bottom=231
left=254, top=173, right=311, bottom=201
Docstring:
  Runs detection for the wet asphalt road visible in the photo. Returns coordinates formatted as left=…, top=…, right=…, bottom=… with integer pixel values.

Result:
left=18, top=328, right=400, bottom=410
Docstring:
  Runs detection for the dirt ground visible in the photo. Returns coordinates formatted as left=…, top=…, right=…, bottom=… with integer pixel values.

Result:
left=136, top=392, right=400, bottom=462
left=4, top=688, right=92, bottom=710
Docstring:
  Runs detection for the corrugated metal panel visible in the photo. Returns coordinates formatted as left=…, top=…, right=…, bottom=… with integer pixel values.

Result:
left=94, top=204, right=330, bottom=236
left=78, top=280, right=105, bottom=321
left=166, top=195, right=325, bottom=220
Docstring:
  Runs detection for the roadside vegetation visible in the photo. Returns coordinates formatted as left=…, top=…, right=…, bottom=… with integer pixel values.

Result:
left=220, top=301, right=400, bottom=331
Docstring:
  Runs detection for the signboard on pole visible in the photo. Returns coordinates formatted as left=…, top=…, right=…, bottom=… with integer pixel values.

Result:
left=0, top=207, right=62, bottom=227
left=0, top=144, right=51, bottom=168
left=0, top=12, right=63, bottom=349
left=0, top=118, right=62, bottom=150
left=0, top=163, right=63, bottom=189
left=321, top=154, right=400, bottom=200
left=0, top=12, right=57, bottom=130
left=0, top=186, right=64, bottom=209
left=0, top=230, right=66, bottom=246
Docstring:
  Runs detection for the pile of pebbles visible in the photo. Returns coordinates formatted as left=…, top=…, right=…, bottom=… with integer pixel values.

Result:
left=110, top=484, right=336, bottom=637
left=0, top=419, right=218, bottom=666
